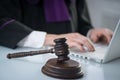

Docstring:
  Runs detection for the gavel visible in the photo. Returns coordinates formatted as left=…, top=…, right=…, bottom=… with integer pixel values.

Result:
left=7, top=38, right=83, bottom=79
left=7, top=38, right=70, bottom=63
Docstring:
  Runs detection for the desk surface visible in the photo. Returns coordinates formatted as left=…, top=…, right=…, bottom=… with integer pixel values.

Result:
left=0, top=46, right=120, bottom=80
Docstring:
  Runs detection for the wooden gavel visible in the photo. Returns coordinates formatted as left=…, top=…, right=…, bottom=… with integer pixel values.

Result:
left=7, top=38, right=83, bottom=79
left=7, top=38, right=70, bottom=63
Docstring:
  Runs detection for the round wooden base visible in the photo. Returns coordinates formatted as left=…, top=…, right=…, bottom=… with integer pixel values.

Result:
left=42, top=58, right=83, bottom=79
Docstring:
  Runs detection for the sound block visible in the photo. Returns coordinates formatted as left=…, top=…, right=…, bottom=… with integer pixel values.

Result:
left=42, top=58, right=83, bottom=79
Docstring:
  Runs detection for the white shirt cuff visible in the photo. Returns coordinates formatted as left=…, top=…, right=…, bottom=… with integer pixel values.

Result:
left=17, top=31, right=47, bottom=48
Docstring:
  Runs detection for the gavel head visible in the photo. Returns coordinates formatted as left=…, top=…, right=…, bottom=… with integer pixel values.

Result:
left=54, top=38, right=70, bottom=63
left=42, top=38, right=83, bottom=79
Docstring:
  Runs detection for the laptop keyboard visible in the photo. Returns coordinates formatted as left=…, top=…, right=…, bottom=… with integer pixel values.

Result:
left=70, top=43, right=108, bottom=59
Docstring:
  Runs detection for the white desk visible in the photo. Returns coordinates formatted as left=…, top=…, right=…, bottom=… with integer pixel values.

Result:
left=0, top=46, right=120, bottom=80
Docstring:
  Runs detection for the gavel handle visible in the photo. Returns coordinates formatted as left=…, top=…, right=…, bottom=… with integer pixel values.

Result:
left=7, top=48, right=54, bottom=59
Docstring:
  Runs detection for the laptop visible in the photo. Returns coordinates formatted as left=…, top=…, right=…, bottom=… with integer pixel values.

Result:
left=70, top=19, right=120, bottom=63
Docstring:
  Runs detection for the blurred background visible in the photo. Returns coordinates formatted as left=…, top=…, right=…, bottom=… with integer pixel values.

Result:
left=86, top=0, right=120, bottom=31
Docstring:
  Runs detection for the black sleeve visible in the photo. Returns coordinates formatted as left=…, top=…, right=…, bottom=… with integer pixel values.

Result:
left=0, top=1, right=33, bottom=48
left=0, top=18, right=32, bottom=48
left=77, top=0, right=93, bottom=36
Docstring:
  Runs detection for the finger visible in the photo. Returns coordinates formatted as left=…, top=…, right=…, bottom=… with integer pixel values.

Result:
left=90, top=34, right=99, bottom=43
left=104, top=29, right=113, bottom=43
left=70, top=36, right=95, bottom=52
left=83, top=38, right=95, bottom=52
left=69, top=42, right=85, bottom=52
left=107, top=31, right=113, bottom=43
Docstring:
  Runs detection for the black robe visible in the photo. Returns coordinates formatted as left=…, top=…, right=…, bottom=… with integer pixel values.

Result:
left=0, top=0, right=93, bottom=48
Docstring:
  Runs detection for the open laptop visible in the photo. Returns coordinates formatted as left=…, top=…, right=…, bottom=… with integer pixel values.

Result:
left=70, top=19, right=120, bottom=63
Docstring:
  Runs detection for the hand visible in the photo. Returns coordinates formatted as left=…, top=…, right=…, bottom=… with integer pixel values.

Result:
left=44, top=33, right=95, bottom=52
left=89, top=28, right=113, bottom=44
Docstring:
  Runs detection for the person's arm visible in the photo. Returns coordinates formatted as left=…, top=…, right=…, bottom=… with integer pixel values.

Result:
left=0, top=18, right=32, bottom=48
left=0, top=2, right=47, bottom=49
left=0, top=17, right=47, bottom=49
left=0, top=3, right=33, bottom=48
left=76, top=0, right=113, bottom=44
left=0, top=0, right=94, bottom=51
